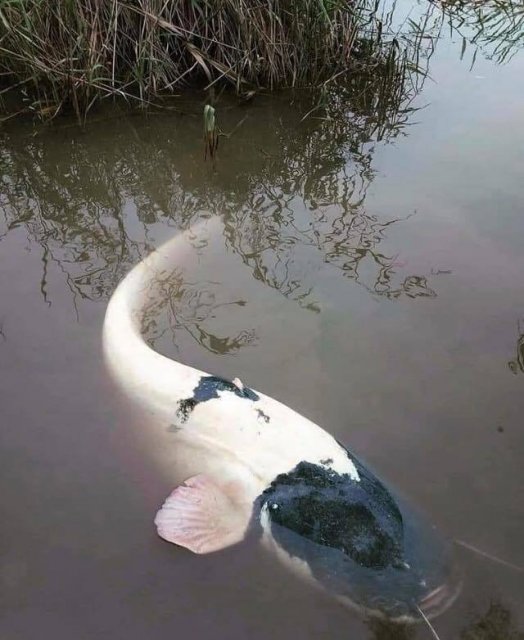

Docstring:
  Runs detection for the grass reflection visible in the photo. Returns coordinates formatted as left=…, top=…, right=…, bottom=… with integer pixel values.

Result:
left=0, top=7, right=439, bottom=325
left=440, top=0, right=524, bottom=64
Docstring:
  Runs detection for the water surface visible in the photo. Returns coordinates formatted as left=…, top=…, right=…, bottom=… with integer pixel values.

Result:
left=1, top=4, right=523, bottom=638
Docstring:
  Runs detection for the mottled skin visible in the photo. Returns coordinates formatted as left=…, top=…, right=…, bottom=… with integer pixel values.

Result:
left=257, top=457, right=459, bottom=620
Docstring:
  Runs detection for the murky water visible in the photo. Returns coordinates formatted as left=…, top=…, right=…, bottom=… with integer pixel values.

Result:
left=1, top=3, right=523, bottom=639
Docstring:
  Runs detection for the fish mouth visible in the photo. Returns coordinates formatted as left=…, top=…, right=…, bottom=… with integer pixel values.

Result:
left=420, top=585, right=448, bottom=610
left=417, top=579, right=462, bottom=620
left=416, top=549, right=464, bottom=621
left=336, top=578, right=462, bottom=625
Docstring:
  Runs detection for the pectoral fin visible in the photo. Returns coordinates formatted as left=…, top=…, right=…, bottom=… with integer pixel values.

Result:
left=154, top=474, right=251, bottom=554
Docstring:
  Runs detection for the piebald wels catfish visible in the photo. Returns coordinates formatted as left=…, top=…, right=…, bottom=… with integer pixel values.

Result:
left=103, top=216, right=461, bottom=624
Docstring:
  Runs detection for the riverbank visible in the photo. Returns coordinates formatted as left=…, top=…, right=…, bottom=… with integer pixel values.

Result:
left=0, top=0, right=414, bottom=123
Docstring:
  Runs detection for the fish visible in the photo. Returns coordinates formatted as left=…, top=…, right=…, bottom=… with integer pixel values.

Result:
left=102, top=216, right=461, bottom=623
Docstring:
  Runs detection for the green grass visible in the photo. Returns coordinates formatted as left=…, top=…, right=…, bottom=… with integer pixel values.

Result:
left=0, top=0, right=419, bottom=122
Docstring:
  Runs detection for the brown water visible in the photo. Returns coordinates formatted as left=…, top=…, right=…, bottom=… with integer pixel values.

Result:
left=1, top=5, right=524, bottom=639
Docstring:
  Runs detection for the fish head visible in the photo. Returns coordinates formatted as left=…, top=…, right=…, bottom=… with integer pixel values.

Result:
left=258, top=459, right=461, bottom=622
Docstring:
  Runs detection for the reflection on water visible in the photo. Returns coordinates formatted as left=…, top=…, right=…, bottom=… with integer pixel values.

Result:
left=508, top=320, right=524, bottom=375
left=140, top=267, right=258, bottom=355
left=0, top=140, right=150, bottom=308
left=0, top=104, right=437, bottom=318
left=0, top=113, right=441, bottom=333
left=441, top=0, right=524, bottom=64
left=0, top=5, right=442, bottom=329
left=224, top=202, right=437, bottom=309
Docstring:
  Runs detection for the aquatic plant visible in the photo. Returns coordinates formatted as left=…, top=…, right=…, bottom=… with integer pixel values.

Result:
left=203, top=104, right=218, bottom=161
left=0, top=0, right=417, bottom=122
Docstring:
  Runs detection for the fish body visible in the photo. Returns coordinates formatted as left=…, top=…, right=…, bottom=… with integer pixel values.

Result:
left=103, top=217, right=460, bottom=621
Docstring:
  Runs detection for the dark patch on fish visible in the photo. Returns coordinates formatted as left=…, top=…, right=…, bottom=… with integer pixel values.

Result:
left=261, top=461, right=403, bottom=569
left=177, top=397, right=198, bottom=422
left=255, top=449, right=456, bottom=619
left=177, top=375, right=259, bottom=422
left=320, top=457, right=333, bottom=465
left=256, top=408, right=270, bottom=423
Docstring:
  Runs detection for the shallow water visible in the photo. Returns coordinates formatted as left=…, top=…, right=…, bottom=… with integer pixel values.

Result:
left=1, top=3, right=524, bottom=639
